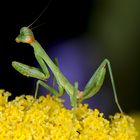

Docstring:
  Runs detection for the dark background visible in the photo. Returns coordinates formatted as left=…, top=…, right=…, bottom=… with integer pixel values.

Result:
left=0, top=0, right=140, bottom=114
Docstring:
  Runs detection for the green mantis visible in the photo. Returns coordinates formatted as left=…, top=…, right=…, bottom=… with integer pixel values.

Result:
left=12, top=26, right=123, bottom=113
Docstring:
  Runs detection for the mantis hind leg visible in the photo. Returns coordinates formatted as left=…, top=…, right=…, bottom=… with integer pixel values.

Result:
left=105, top=59, right=123, bottom=113
left=82, top=59, right=123, bottom=113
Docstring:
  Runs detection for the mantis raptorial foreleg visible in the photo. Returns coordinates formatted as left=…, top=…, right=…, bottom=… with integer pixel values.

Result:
left=12, top=59, right=64, bottom=98
left=12, top=61, right=49, bottom=80
left=12, top=27, right=123, bottom=113
left=12, top=61, right=59, bottom=96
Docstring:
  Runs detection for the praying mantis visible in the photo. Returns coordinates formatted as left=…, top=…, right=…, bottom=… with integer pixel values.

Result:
left=11, top=3, right=123, bottom=113
left=12, top=26, right=123, bottom=113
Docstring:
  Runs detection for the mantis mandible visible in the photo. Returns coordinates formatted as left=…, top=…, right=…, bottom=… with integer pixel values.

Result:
left=12, top=5, right=123, bottom=113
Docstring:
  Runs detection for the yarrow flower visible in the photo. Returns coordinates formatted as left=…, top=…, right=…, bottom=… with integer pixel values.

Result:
left=130, top=112, right=140, bottom=140
left=0, top=89, right=138, bottom=140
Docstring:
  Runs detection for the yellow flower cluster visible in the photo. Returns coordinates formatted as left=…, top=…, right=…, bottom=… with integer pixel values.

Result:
left=0, top=89, right=138, bottom=140
left=130, top=112, right=140, bottom=140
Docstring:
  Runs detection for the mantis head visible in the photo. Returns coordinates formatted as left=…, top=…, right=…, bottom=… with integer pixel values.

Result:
left=15, top=27, right=35, bottom=44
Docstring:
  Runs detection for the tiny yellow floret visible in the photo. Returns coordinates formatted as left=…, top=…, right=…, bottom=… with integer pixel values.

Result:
left=0, top=90, right=138, bottom=140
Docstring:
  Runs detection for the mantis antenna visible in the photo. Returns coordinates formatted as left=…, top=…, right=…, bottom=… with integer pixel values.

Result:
left=31, top=23, right=46, bottom=30
left=28, top=0, right=53, bottom=28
